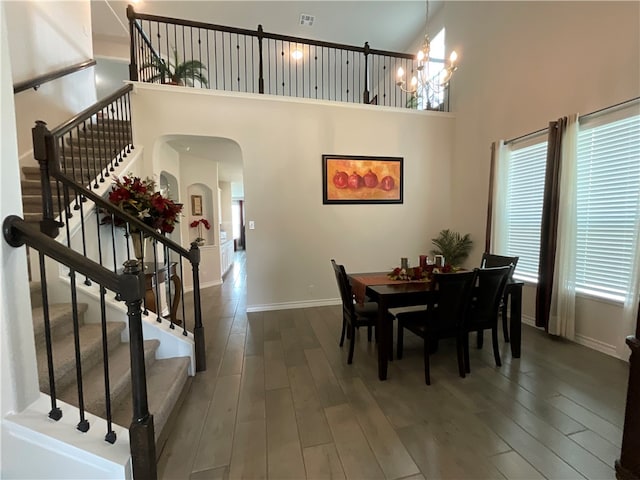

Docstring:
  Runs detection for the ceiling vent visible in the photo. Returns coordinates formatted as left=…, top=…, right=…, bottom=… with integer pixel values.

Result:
left=299, top=14, right=315, bottom=27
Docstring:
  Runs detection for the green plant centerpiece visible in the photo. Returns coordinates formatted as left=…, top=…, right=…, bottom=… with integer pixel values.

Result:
left=430, top=229, right=473, bottom=267
left=140, top=48, right=208, bottom=87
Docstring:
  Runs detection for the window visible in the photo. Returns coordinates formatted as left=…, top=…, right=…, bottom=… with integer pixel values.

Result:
left=505, top=140, right=548, bottom=282
left=575, top=112, right=640, bottom=301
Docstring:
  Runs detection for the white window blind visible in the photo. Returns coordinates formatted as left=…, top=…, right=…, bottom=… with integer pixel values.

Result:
left=576, top=113, right=640, bottom=301
left=505, top=141, right=548, bottom=282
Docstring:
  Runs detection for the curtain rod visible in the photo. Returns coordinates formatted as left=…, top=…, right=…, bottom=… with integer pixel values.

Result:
left=505, top=96, right=640, bottom=145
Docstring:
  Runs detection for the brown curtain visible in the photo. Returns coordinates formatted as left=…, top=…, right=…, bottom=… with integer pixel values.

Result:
left=485, top=142, right=497, bottom=254
left=535, top=117, right=567, bottom=330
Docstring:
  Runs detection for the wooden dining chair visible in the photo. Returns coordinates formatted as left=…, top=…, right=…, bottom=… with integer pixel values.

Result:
left=395, top=270, right=477, bottom=385
left=480, top=252, right=519, bottom=343
left=331, top=259, right=379, bottom=364
left=464, top=264, right=513, bottom=372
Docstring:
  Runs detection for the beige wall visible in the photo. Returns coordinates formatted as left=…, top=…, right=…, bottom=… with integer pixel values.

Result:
left=130, top=86, right=456, bottom=309
left=444, top=1, right=640, bottom=358
left=6, top=0, right=96, bottom=157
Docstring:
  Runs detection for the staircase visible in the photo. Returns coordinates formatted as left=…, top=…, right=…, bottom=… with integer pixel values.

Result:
left=30, top=281, right=192, bottom=455
left=21, top=116, right=132, bottom=225
left=23, top=113, right=193, bottom=462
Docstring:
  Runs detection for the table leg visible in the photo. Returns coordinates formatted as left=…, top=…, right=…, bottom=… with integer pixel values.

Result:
left=145, top=288, right=157, bottom=315
left=509, top=286, right=522, bottom=358
left=377, top=299, right=389, bottom=381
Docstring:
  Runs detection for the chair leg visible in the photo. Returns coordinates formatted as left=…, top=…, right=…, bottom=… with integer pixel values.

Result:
left=502, top=306, right=510, bottom=343
left=367, top=325, right=372, bottom=342
left=347, top=324, right=356, bottom=364
left=491, top=327, right=502, bottom=367
left=463, top=333, right=471, bottom=374
left=456, top=336, right=466, bottom=379
left=397, top=324, right=404, bottom=360
left=423, top=337, right=431, bottom=385
left=477, top=330, right=484, bottom=349
left=339, top=317, right=347, bottom=347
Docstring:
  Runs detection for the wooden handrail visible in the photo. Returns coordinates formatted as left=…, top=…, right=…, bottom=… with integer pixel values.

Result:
left=3, top=215, right=140, bottom=296
left=13, top=59, right=96, bottom=94
left=127, top=6, right=414, bottom=60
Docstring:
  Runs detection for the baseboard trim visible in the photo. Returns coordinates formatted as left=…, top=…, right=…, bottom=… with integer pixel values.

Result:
left=183, top=279, right=223, bottom=293
left=520, top=314, right=619, bottom=358
left=575, top=333, right=618, bottom=358
left=247, top=298, right=341, bottom=313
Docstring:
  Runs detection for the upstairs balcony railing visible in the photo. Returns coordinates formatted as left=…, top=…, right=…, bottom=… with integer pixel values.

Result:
left=127, top=5, right=450, bottom=111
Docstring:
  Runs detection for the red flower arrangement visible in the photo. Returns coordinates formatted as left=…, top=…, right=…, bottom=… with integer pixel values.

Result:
left=190, top=218, right=211, bottom=242
left=189, top=218, right=211, bottom=230
left=106, top=175, right=183, bottom=233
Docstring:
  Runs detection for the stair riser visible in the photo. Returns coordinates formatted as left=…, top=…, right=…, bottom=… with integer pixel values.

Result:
left=38, top=322, right=126, bottom=394
left=81, top=344, right=160, bottom=420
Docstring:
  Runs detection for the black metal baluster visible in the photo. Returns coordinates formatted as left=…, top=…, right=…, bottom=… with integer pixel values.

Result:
left=238, top=35, right=243, bottom=91
left=124, top=92, right=134, bottom=154
left=69, top=269, right=90, bottom=433
left=179, top=257, right=187, bottom=335
left=164, top=244, right=174, bottom=329
left=99, top=286, right=116, bottom=444
left=111, top=214, right=121, bottom=300
left=314, top=46, right=317, bottom=99
left=77, top=192, right=91, bottom=286
left=153, top=238, right=161, bottom=322
left=206, top=30, right=212, bottom=89
left=39, top=252, right=62, bottom=421
left=80, top=122, right=89, bottom=187
left=90, top=115, right=101, bottom=186
left=95, top=206, right=104, bottom=267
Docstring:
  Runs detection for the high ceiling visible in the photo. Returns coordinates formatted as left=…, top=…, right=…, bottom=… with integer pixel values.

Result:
left=91, top=0, right=438, bottom=186
left=92, top=0, right=436, bottom=55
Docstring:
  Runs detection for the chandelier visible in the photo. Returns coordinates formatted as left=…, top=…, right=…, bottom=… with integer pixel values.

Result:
left=396, top=0, right=459, bottom=99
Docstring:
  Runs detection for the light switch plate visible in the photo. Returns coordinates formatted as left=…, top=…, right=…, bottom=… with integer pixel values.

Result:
left=249, top=221, right=255, bottom=230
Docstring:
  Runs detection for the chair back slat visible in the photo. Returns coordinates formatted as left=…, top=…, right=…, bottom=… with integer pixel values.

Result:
left=331, top=259, right=355, bottom=317
left=431, top=271, right=477, bottom=329
left=481, top=253, right=519, bottom=279
left=468, top=265, right=513, bottom=328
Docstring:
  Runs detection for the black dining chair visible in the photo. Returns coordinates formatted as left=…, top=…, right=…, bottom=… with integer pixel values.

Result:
left=331, top=259, right=379, bottom=364
left=480, top=253, right=519, bottom=343
left=464, top=264, right=513, bottom=373
left=395, top=270, right=477, bottom=385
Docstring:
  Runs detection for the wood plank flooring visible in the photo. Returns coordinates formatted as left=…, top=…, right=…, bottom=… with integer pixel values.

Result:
left=158, top=251, right=628, bottom=479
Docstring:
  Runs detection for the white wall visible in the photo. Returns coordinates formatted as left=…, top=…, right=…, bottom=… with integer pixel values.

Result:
left=0, top=2, right=40, bottom=418
left=130, top=86, right=455, bottom=309
left=444, top=1, right=640, bottom=358
left=6, top=0, right=97, bottom=157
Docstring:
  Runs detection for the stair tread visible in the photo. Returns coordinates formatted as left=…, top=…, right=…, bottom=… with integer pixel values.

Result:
left=57, top=339, right=161, bottom=419
left=112, top=356, right=190, bottom=440
left=32, top=303, right=89, bottom=341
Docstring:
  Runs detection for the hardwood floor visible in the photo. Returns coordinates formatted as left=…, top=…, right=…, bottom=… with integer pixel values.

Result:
left=158, top=250, right=628, bottom=479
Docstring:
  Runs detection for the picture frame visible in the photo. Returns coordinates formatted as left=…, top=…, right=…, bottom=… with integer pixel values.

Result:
left=322, top=154, right=403, bottom=204
left=191, top=195, right=203, bottom=215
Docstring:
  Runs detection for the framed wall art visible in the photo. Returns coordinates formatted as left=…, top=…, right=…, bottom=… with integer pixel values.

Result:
left=191, top=195, right=203, bottom=215
left=322, top=154, right=403, bottom=204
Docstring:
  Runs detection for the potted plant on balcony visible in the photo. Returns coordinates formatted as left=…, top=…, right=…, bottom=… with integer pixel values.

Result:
left=140, top=48, right=208, bottom=87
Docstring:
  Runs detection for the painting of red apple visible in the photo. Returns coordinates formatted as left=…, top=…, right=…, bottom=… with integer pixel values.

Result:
left=322, top=155, right=403, bottom=204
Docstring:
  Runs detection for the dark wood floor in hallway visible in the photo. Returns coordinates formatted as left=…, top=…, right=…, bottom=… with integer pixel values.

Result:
left=158, top=250, right=627, bottom=479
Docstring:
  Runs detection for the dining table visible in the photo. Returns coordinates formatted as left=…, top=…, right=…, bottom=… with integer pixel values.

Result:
left=348, top=272, right=524, bottom=381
